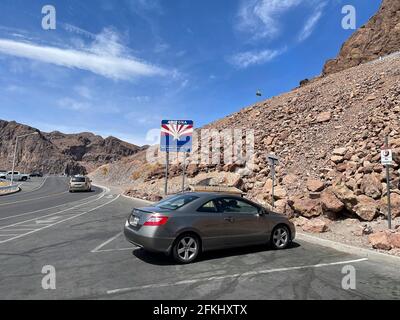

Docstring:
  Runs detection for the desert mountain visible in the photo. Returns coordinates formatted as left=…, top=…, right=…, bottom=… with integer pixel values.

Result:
left=0, top=120, right=144, bottom=174
left=92, top=1, right=400, bottom=225
left=323, top=0, right=400, bottom=76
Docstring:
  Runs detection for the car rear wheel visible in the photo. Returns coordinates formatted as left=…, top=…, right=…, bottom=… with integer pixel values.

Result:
left=172, top=234, right=200, bottom=264
left=271, top=225, right=290, bottom=250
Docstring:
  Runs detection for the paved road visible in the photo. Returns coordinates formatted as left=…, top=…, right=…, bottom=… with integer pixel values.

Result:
left=0, top=177, right=399, bottom=300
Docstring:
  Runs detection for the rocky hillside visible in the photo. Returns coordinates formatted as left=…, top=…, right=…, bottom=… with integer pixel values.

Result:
left=323, top=0, right=400, bottom=76
left=92, top=48, right=400, bottom=222
left=0, top=120, right=144, bottom=174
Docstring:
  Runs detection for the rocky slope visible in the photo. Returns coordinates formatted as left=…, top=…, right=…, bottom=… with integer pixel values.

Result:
left=0, top=120, right=144, bottom=174
left=92, top=49, right=400, bottom=219
left=323, top=0, right=400, bottom=76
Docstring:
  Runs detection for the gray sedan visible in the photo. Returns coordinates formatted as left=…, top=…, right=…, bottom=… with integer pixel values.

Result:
left=124, top=192, right=296, bottom=264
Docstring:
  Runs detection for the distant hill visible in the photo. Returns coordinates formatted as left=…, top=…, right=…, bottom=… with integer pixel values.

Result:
left=0, top=120, right=145, bottom=175
left=323, top=0, right=400, bottom=76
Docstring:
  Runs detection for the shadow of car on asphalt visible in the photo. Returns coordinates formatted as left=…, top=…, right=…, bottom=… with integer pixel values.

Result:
left=132, top=242, right=301, bottom=266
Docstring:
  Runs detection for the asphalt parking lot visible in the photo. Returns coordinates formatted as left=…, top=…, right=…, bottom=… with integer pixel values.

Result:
left=0, top=176, right=399, bottom=300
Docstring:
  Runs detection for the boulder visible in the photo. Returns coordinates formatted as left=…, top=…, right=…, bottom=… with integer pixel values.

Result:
left=291, top=197, right=322, bottom=218
left=368, top=231, right=392, bottom=250
left=380, top=192, right=400, bottom=218
left=306, top=179, right=325, bottom=192
left=368, top=231, right=400, bottom=250
left=353, top=195, right=379, bottom=221
left=360, top=173, right=382, bottom=199
left=274, top=199, right=294, bottom=218
left=302, top=218, right=329, bottom=233
left=316, top=111, right=332, bottom=123
left=332, top=183, right=358, bottom=211
left=320, top=187, right=345, bottom=213
left=333, top=148, right=347, bottom=156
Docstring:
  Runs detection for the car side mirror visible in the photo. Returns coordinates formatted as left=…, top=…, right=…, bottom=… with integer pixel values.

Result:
left=259, top=208, right=268, bottom=215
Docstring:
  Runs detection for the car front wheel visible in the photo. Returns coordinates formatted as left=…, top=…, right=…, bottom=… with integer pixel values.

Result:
left=172, top=234, right=200, bottom=264
left=271, top=225, right=291, bottom=250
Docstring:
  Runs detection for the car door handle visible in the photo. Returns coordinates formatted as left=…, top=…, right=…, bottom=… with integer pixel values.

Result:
left=224, top=217, right=235, bottom=222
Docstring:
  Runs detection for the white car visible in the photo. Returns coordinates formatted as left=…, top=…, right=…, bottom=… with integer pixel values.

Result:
left=69, top=176, right=92, bottom=192
left=0, top=171, right=30, bottom=181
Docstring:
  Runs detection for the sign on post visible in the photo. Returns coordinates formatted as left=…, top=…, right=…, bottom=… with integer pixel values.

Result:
left=160, top=120, right=194, bottom=195
left=160, top=120, right=193, bottom=152
left=267, top=154, right=279, bottom=209
left=381, top=149, right=393, bottom=166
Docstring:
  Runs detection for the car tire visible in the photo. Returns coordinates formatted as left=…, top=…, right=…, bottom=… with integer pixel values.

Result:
left=21, top=177, right=27, bottom=181
left=172, top=234, right=200, bottom=264
left=270, top=225, right=291, bottom=250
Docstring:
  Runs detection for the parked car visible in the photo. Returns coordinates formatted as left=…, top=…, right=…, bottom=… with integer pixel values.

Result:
left=69, top=175, right=92, bottom=192
left=124, top=193, right=296, bottom=264
left=0, top=171, right=30, bottom=181
left=29, top=172, right=43, bottom=177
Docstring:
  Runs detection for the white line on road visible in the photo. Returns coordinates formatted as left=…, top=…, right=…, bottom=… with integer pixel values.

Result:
left=0, top=189, right=106, bottom=231
left=91, top=232, right=123, bottom=253
left=0, top=194, right=120, bottom=244
left=106, top=258, right=369, bottom=295
left=0, top=190, right=69, bottom=206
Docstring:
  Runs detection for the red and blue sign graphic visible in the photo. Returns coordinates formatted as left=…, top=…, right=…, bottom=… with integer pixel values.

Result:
left=160, top=120, right=194, bottom=152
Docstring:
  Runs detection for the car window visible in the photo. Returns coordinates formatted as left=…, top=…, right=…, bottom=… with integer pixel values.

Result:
left=155, top=195, right=199, bottom=210
left=215, top=198, right=260, bottom=214
left=197, top=200, right=218, bottom=213
left=72, top=177, right=86, bottom=182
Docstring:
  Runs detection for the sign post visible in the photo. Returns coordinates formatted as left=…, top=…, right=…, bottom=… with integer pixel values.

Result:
left=268, top=154, right=279, bottom=209
left=160, top=120, right=193, bottom=196
left=381, top=136, right=393, bottom=229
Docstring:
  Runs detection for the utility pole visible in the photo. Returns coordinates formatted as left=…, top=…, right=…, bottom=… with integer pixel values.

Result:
left=268, top=154, right=279, bottom=209
left=164, top=151, right=169, bottom=196
left=384, top=136, right=392, bottom=230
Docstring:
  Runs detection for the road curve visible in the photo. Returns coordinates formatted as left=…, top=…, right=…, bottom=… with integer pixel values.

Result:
left=0, top=176, right=102, bottom=223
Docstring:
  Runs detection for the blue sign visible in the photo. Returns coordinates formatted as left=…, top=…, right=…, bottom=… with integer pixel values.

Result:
left=160, top=120, right=193, bottom=152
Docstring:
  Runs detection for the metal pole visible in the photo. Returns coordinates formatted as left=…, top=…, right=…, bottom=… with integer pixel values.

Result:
left=164, top=151, right=169, bottom=196
left=182, top=152, right=186, bottom=193
left=271, top=163, right=275, bottom=209
left=10, top=136, right=18, bottom=186
left=385, top=136, right=392, bottom=229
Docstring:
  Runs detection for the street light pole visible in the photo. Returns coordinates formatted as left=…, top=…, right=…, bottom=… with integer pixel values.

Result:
left=10, top=132, right=38, bottom=186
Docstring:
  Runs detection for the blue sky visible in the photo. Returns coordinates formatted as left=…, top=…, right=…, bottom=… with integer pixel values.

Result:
left=0, top=0, right=381, bottom=145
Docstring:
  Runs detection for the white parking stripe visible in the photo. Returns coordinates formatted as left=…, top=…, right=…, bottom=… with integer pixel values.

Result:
left=0, top=191, right=69, bottom=206
left=91, top=232, right=123, bottom=253
left=106, top=258, right=369, bottom=295
left=0, top=194, right=120, bottom=244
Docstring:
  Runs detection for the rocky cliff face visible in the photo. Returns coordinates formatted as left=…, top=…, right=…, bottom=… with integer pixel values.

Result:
left=323, top=0, right=400, bottom=76
left=92, top=49, right=400, bottom=222
left=0, top=120, right=143, bottom=174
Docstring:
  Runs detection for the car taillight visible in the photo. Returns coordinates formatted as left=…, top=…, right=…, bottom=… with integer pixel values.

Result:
left=143, top=215, right=169, bottom=226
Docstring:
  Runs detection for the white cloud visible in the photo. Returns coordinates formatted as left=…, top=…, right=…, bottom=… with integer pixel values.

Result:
left=58, top=98, right=91, bottom=111
left=237, top=0, right=303, bottom=40
left=0, top=29, right=168, bottom=80
left=230, top=48, right=285, bottom=68
left=298, top=3, right=326, bottom=42
left=74, top=86, right=92, bottom=99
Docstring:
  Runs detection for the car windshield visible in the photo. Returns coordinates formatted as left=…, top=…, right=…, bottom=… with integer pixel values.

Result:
left=72, top=177, right=86, bottom=183
left=155, top=195, right=199, bottom=210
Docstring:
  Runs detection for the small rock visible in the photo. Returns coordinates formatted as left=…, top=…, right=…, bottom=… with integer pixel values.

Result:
left=302, top=218, right=329, bottom=233
left=306, top=179, right=325, bottom=192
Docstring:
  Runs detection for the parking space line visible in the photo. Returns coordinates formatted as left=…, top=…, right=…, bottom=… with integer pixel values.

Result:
left=0, top=189, right=106, bottom=231
left=0, top=192, right=119, bottom=245
left=106, top=258, right=369, bottom=295
left=91, top=232, right=123, bottom=253
left=0, top=191, right=69, bottom=206
left=92, top=247, right=134, bottom=253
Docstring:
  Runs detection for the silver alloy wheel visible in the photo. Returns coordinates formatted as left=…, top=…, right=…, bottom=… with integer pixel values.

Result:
left=177, top=236, right=198, bottom=261
left=272, top=227, right=289, bottom=248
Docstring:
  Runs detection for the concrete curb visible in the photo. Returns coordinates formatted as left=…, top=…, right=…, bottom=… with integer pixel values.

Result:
left=297, top=232, right=400, bottom=264
left=120, top=193, right=152, bottom=205
left=0, top=186, right=21, bottom=196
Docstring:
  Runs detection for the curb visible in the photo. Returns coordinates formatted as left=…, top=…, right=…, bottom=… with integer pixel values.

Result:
left=297, top=232, right=400, bottom=264
left=120, top=193, right=152, bottom=205
left=0, top=186, right=21, bottom=196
